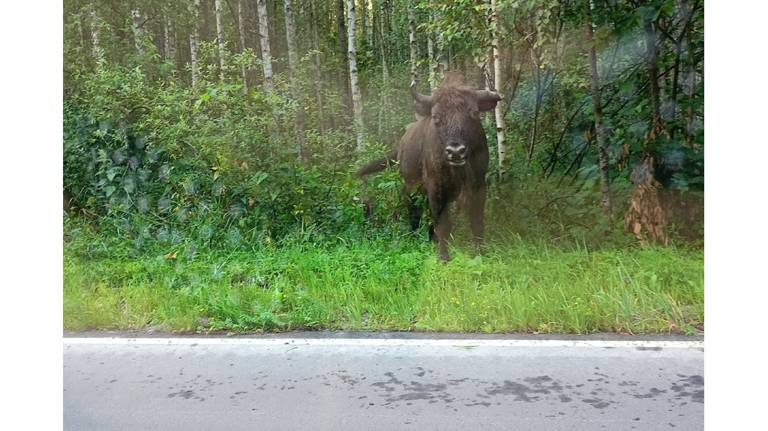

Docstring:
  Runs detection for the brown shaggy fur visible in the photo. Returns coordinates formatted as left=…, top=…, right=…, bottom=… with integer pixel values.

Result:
left=357, top=73, right=501, bottom=260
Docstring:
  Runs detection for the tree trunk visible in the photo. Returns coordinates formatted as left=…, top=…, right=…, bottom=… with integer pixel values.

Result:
left=284, top=0, right=307, bottom=162
left=361, top=0, right=370, bottom=45
left=489, top=0, right=506, bottom=179
left=75, top=12, right=86, bottom=50
left=625, top=8, right=669, bottom=246
left=586, top=2, right=613, bottom=220
left=164, top=14, right=176, bottom=65
left=237, top=0, right=248, bottom=93
left=214, top=0, right=226, bottom=81
left=407, top=0, right=418, bottom=84
left=366, top=0, right=375, bottom=43
left=377, top=0, right=389, bottom=83
left=131, top=8, right=144, bottom=56
left=528, top=51, right=542, bottom=162
left=256, top=0, right=274, bottom=94
left=427, top=22, right=436, bottom=91
left=436, top=10, right=447, bottom=79
left=201, top=0, right=212, bottom=42
left=643, top=14, right=663, bottom=135
left=684, top=13, right=696, bottom=148
left=337, top=0, right=352, bottom=116
left=89, top=4, right=103, bottom=62
left=310, top=0, right=326, bottom=131
left=374, top=0, right=389, bottom=136
left=346, top=0, right=365, bottom=152
left=190, top=0, right=201, bottom=88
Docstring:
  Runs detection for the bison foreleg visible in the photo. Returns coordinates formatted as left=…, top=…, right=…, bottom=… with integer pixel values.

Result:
left=428, top=191, right=452, bottom=261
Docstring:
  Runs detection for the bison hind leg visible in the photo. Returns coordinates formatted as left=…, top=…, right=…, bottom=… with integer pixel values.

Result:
left=406, top=195, right=423, bottom=232
left=403, top=184, right=426, bottom=234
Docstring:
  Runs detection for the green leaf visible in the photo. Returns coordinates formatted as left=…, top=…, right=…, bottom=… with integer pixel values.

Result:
left=123, top=177, right=136, bottom=194
left=106, top=168, right=120, bottom=181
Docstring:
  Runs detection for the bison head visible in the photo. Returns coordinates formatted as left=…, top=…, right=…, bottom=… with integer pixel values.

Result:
left=410, top=76, right=501, bottom=167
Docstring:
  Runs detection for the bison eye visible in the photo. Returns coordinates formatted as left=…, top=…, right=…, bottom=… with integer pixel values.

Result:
left=470, top=110, right=480, bottom=119
left=432, top=115, right=441, bottom=126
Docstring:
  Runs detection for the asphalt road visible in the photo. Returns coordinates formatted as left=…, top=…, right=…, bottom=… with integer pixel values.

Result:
left=64, top=335, right=703, bottom=430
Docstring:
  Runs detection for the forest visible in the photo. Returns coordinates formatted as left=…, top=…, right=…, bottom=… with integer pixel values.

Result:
left=63, top=0, right=704, bottom=333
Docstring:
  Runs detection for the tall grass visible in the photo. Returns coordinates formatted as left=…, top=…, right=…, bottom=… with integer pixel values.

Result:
left=64, top=224, right=703, bottom=334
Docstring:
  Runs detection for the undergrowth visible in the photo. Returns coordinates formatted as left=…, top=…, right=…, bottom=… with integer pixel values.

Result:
left=64, top=215, right=703, bottom=334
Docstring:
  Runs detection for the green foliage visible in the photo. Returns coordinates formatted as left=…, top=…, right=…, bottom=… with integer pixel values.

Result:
left=64, top=219, right=703, bottom=334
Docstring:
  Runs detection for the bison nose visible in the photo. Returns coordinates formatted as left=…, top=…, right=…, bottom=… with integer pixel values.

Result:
left=445, top=145, right=467, bottom=158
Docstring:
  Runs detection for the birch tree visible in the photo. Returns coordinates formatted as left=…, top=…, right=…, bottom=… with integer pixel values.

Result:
left=214, top=0, right=226, bottom=81
left=435, top=10, right=448, bottom=78
left=284, top=0, right=307, bottom=161
left=346, top=0, right=365, bottom=152
left=377, top=0, right=389, bottom=83
left=89, top=4, right=103, bottom=62
left=336, top=0, right=352, bottom=113
left=427, top=10, right=446, bottom=90
left=131, top=8, right=144, bottom=55
left=489, top=0, right=506, bottom=178
left=586, top=0, right=612, bottom=219
left=190, top=0, right=201, bottom=88
left=407, top=0, right=418, bottom=84
left=427, top=24, right=436, bottom=91
left=255, top=0, right=274, bottom=94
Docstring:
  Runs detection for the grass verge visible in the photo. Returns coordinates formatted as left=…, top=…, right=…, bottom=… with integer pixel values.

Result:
left=64, top=236, right=703, bottom=334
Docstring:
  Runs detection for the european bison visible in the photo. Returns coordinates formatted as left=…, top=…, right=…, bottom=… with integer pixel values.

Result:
left=357, top=72, right=502, bottom=260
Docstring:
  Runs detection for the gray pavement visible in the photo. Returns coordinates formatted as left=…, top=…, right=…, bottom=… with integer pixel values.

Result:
left=64, top=336, right=703, bottom=430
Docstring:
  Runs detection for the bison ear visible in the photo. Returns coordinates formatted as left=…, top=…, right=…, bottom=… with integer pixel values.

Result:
left=476, top=90, right=502, bottom=112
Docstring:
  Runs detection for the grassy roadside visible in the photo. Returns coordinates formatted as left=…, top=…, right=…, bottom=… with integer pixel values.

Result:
left=64, top=236, right=703, bottom=334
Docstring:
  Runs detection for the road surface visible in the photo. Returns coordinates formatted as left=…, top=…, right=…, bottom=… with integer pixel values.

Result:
left=64, top=333, right=703, bottom=430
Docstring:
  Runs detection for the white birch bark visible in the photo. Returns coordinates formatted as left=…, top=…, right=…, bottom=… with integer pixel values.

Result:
left=256, top=0, right=274, bottom=94
left=377, top=0, right=389, bottom=83
left=89, top=4, right=103, bottom=62
left=587, top=0, right=613, bottom=218
left=214, top=0, right=226, bottom=81
left=347, top=0, right=365, bottom=152
left=427, top=28, right=436, bottom=91
left=435, top=10, right=447, bottom=79
left=131, top=8, right=144, bottom=55
left=489, top=0, right=506, bottom=178
left=407, top=0, right=418, bottom=84
left=190, top=0, right=200, bottom=88
left=238, top=0, right=248, bottom=93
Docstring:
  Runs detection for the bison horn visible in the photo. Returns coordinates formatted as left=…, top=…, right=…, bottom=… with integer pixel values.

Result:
left=410, top=81, right=433, bottom=106
left=475, top=90, right=503, bottom=102
left=475, top=90, right=503, bottom=111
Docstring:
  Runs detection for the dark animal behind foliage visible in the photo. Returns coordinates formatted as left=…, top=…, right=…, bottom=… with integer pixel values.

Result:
left=357, top=72, right=501, bottom=260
